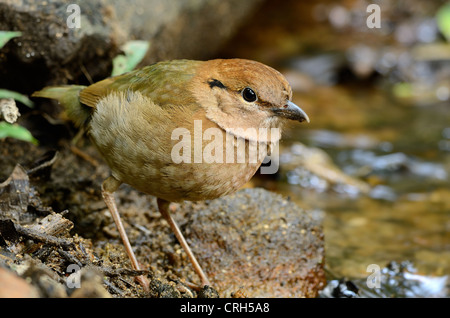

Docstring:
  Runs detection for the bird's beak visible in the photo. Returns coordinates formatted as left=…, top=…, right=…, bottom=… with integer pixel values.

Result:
left=273, top=100, right=310, bottom=123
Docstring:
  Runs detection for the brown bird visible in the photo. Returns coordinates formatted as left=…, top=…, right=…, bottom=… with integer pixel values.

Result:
left=32, top=58, right=309, bottom=290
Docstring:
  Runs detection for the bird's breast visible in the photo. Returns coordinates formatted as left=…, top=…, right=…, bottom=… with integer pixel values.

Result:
left=88, top=91, right=271, bottom=202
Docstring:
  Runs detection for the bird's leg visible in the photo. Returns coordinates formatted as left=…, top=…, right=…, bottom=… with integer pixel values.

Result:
left=157, top=198, right=211, bottom=287
left=102, top=176, right=149, bottom=291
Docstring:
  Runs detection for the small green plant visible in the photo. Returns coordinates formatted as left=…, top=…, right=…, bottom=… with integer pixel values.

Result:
left=0, top=88, right=33, bottom=107
left=0, top=31, right=22, bottom=48
left=0, top=121, right=38, bottom=145
left=111, top=40, right=150, bottom=76
left=436, top=2, right=450, bottom=41
left=0, top=31, right=37, bottom=145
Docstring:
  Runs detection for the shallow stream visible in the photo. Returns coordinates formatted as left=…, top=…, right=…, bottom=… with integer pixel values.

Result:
left=221, top=0, right=450, bottom=297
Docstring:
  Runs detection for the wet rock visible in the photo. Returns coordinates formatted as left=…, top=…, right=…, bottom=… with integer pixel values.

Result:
left=280, top=142, right=371, bottom=196
left=183, top=188, right=326, bottom=298
left=319, top=278, right=359, bottom=298
left=320, top=261, right=449, bottom=298
left=0, top=0, right=263, bottom=93
left=346, top=149, right=448, bottom=181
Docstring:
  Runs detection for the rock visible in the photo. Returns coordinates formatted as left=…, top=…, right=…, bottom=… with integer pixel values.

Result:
left=0, top=266, right=40, bottom=298
left=147, top=278, right=181, bottom=298
left=197, top=285, right=220, bottom=298
left=182, top=188, right=326, bottom=298
left=0, top=0, right=263, bottom=93
left=279, top=142, right=371, bottom=195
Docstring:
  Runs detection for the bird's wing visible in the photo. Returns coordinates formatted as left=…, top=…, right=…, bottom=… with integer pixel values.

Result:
left=79, top=60, right=201, bottom=108
left=79, top=76, right=116, bottom=108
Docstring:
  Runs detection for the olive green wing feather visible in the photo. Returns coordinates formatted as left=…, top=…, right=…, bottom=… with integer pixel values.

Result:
left=79, top=60, right=201, bottom=108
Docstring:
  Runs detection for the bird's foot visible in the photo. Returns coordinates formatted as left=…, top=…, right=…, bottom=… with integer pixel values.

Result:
left=181, top=279, right=212, bottom=291
left=135, top=274, right=150, bottom=292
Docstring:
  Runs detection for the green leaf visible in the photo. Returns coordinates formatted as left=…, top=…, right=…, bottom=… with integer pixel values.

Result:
left=0, top=122, right=38, bottom=145
left=122, top=41, right=150, bottom=70
left=392, top=82, right=413, bottom=99
left=0, top=31, right=22, bottom=49
left=437, top=3, right=450, bottom=41
left=111, top=54, right=128, bottom=77
left=0, top=89, right=34, bottom=108
left=111, top=40, right=150, bottom=76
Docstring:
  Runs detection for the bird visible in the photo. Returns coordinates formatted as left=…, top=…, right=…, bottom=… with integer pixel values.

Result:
left=32, top=58, right=309, bottom=291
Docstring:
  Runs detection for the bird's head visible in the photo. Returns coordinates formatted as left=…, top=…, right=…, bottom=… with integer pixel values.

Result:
left=190, top=59, right=309, bottom=143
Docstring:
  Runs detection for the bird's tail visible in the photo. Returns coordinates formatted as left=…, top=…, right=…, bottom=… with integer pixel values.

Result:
left=32, top=85, right=90, bottom=128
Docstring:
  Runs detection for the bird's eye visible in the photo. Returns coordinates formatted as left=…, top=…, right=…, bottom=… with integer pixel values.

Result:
left=242, top=87, right=257, bottom=103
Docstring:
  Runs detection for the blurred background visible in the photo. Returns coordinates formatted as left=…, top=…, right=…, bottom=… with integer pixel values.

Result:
left=221, top=0, right=450, bottom=296
left=0, top=0, right=449, bottom=297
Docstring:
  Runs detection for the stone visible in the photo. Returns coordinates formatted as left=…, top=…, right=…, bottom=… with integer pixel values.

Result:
left=0, top=0, right=263, bottom=92
left=0, top=266, right=40, bottom=298
left=182, top=188, right=326, bottom=297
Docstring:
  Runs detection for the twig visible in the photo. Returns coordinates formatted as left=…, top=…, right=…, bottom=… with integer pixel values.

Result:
left=103, top=278, right=124, bottom=295
left=99, top=266, right=152, bottom=278
left=57, top=248, right=83, bottom=267
left=70, top=145, right=99, bottom=167
left=27, top=151, right=59, bottom=175
left=15, top=223, right=74, bottom=249
left=80, top=63, right=94, bottom=85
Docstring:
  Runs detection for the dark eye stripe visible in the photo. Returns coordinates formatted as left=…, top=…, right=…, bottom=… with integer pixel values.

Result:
left=208, top=79, right=226, bottom=89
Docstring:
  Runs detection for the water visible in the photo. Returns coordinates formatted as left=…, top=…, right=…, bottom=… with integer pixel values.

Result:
left=280, top=84, right=450, bottom=295
left=219, top=0, right=450, bottom=296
